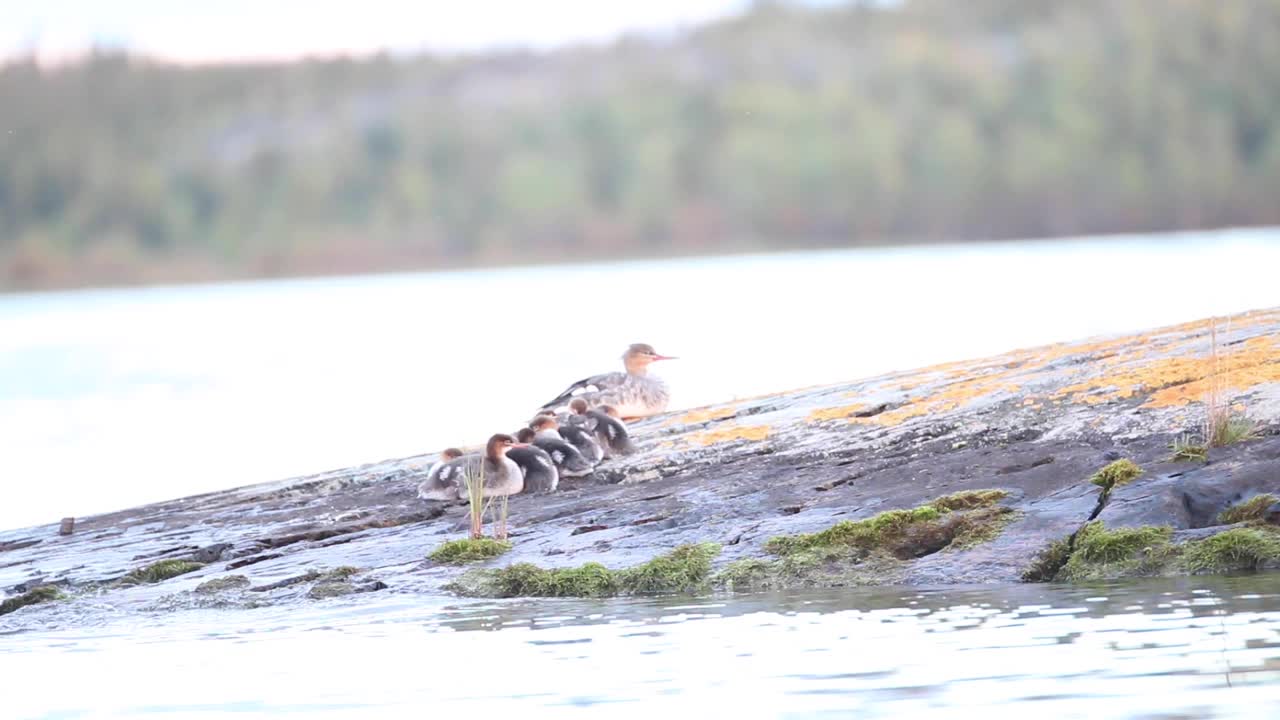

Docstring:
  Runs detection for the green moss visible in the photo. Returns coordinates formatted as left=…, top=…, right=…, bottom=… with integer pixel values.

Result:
left=194, top=575, right=250, bottom=594
left=308, top=581, right=357, bottom=599
left=1059, top=522, right=1173, bottom=581
left=429, top=538, right=512, bottom=565
left=1090, top=459, right=1142, bottom=491
left=712, top=559, right=779, bottom=592
left=764, top=489, right=1009, bottom=559
left=123, top=559, right=205, bottom=585
left=931, top=489, right=1009, bottom=512
left=0, top=585, right=64, bottom=616
left=323, top=566, right=361, bottom=579
left=1183, top=528, right=1280, bottom=573
left=617, top=542, right=719, bottom=594
left=1021, top=537, right=1073, bottom=582
left=1216, top=495, right=1278, bottom=526
left=445, top=544, right=720, bottom=598
left=949, top=507, right=1020, bottom=549
left=1169, top=435, right=1207, bottom=462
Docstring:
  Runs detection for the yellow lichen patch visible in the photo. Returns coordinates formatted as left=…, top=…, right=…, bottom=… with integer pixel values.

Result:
left=685, top=424, right=771, bottom=446
left=807, top=403, right=869, bottom=423
left=665, top=405, right=738, bottom=427
left=855, top=378, right=1023, bottom=427
left=1049, top=335, right=1280, bottom=408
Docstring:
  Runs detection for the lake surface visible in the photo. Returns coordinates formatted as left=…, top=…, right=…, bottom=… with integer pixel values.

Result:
left=2, top=228, right=1279, bottom=531
left=5, top=576, right=1280, bottom=718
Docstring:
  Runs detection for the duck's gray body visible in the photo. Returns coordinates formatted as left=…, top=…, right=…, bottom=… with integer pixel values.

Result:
left=540, top=371, right=670, bottom=418
left=417, top=453, right=523, bottom=501
left=507, top=446, right=560, bottom=493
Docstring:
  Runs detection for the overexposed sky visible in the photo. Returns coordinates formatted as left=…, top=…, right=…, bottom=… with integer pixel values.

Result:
left=0, top=0, right=751, bottom=64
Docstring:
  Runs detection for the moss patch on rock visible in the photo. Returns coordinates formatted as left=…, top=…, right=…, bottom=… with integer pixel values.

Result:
left=1090, top=459, right=1142, bottom=492
left=446, top=543, right=720, bottom=598
left=0, top=585, right=63, bottom=616
left=1021, top=537, right=1073, bottom=582
left=1058, top=522, right=1174, bottom=581
left=123, top=559, right=205, bottom=585
left=764, top=489, right=1011, bottom=560
left=1183, top=528, right=1280, bottom=573
left=1216, top=495, right=1279, bottom=526
left=708, top=490, right=1013, bottom=592
left=194, top=575, right=250, bottom=594
left=429, top=538, right=513, bottom=565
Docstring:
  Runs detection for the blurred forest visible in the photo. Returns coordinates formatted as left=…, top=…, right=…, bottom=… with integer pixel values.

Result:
left=2, top=0, right=1279, bottom=291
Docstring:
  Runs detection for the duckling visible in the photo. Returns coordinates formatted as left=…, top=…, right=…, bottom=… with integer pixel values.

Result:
left=529, top=416, right=595, bottom=477
left=419, top=434, right=525, bottom=501
left=506, top=438, right=560, bottom=494
left=569, top=399, right=635, bottom=456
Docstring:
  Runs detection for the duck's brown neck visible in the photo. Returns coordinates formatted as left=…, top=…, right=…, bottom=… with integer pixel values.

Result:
left=624, top=357, right=649, bottom=375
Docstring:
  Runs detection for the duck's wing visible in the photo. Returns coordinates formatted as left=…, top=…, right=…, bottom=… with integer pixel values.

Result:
left=539, top=371, right=625, bottom=410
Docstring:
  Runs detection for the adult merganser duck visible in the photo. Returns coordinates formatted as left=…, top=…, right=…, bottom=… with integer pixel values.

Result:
left=568, top=399, right=636, bottom=456
left=417, top=434, right=525, bottom=501
left=526, top=419, right=595, bottom=477
left=506, top=443, right=560, bottom=493
left=539, top=343, right=676, bottom=420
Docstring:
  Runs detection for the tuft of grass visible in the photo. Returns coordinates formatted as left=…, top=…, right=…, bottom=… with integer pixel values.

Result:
left=429, top=537, right=512, bottom=565
left=1183, top=528, right=1280, bottom=573
left=446, top=543, right=721, bottom=598
left=1208, top=416, right=1256, bottom=448
left=949, top=507, right=1020, bottom=549
left=1059, top=522, right=1173, bottom=581
left=0, top=585, right=64, bottom=616
left=1217, top=495, right=1279, bottom=526
left=122, top=559, right=205, bottom=585
left=1021, top=537, right=1073, bottom=582
left=194, top=575, right=250, bottom=594
left=1202, top=318, right=1256, bottom=449
left=1169, top=434, right=1208, bottom=462
left=1090, top=459, right=1142, bottom=492
left=461, top=463, right=492, bottom=540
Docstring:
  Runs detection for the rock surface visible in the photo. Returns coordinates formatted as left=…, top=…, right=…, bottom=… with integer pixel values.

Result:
left=3, top=308, right=1280, bottom=618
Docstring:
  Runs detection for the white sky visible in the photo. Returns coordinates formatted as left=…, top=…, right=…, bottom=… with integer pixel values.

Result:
left=0, top=0, right=751, bottom=64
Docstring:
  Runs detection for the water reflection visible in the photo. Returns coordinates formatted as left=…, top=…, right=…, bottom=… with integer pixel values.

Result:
left=6, top=575, right=1280, bottom=718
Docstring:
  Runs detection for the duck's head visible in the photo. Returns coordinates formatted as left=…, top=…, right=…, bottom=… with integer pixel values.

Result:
left=623, top=343, right=676, bottom=373
left=441, top=447, right=463, bottom=461
left=531, top=416, right=559, bottom=432
left=485, top=433, right=524, bottom=459
left=569, top=398, right=589, bottom=415
left=515, top=427, right=536, bottom=444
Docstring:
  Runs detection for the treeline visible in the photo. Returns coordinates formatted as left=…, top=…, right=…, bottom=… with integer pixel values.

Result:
left=2, top=0, right=1279, bottom=290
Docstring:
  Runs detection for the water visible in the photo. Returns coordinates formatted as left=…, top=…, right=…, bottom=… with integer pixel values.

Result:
left=2, top=228, right=1279, bottom=531
left=6, top=577, right=1280, bottom=718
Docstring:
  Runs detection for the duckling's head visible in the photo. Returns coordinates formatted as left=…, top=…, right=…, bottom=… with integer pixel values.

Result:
left=441, top=447, right=463, bottom=461
left=569, top=398, right=589, bottom=415
left=485, top=433, right=518, bottom=459
left=515, top=427, right=536, bottom=444
left=531, top=415, right=559, bottom=432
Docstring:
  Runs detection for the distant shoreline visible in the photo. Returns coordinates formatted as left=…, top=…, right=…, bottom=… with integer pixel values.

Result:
left=4, top=224, right=1274, bottom=296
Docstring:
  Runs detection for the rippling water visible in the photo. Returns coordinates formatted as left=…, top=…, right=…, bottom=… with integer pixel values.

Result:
left=6, top=576, right=1280, bottom=718
left=2, top=228, right=1279, bottom=531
